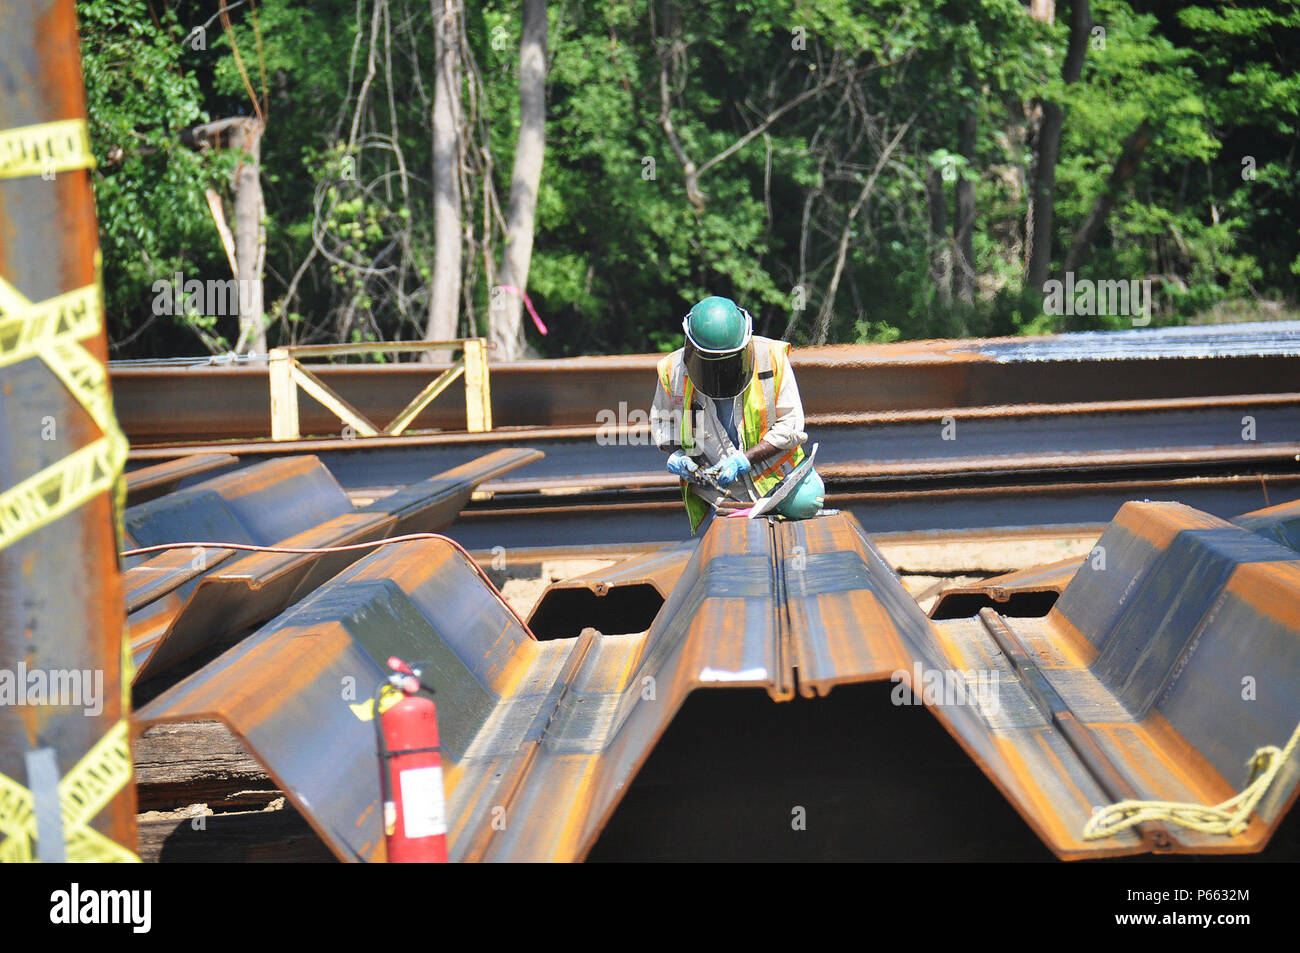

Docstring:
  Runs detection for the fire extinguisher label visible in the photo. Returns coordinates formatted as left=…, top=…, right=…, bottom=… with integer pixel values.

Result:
left=399, top=766, right=447, bottom=839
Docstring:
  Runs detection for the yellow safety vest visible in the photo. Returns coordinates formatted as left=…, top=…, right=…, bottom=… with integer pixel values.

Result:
left=657, top=338, right=806, bottom=533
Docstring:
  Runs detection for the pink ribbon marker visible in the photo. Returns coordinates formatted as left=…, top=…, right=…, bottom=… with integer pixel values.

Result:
left=498, top=285, right=548, bottom=335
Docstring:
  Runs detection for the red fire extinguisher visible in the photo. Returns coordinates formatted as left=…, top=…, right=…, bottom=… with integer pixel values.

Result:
left=375, top=656, right=448, bottom=863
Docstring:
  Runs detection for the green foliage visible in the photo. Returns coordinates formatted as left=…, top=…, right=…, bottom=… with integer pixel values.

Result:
left=79, top=0, right=229, bottom=353
left=78, top=0, right=1300, bottom=358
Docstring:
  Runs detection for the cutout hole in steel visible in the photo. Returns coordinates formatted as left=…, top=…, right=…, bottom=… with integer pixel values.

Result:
left=528, top=584, right=665, bottom=640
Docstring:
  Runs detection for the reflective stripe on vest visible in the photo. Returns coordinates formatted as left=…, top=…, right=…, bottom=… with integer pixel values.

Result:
left=663, top=339, right=805, bottom=509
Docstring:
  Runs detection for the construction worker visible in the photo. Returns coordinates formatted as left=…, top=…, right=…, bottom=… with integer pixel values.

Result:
left=651, top=295, right=825, bottom=534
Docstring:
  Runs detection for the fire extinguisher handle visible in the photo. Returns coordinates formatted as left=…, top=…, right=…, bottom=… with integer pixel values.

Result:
left=388, top=656, right=436, bottom=696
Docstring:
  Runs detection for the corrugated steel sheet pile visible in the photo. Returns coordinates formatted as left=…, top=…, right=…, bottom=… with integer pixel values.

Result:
left=4, top=0, right=1300, bottom=867
left=129, top=500, right=1300, bottom=861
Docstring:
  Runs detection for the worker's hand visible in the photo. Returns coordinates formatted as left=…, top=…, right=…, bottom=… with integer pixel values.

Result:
left=666, top=449, right=700, bottom=479
left=707, top=451, right=751, bottom=487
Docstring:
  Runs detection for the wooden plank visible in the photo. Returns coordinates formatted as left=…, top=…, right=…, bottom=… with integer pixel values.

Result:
left=136, top=802, right=336, bottom=863
left=268, top=348, right=300, bottom=440
left=283, top=339, right=469, bottom=358
left=290, top=361, right=380, bottom=436
left=464, top=337, right=492, bottom=432
left=268, top=338, right=491, bottom=440
left=133, top=720, right=276, bottom=812
left=383, top=360, right=464, bottom=436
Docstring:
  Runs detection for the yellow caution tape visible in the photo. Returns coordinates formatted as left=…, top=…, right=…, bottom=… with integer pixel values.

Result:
left=0, top=119, right=95, bottom=180
left=1083, top=720, right=1300, bottom=842
left=0, top=274, right=128, bottom=553
left=0, top=123, right=135, bottom=862
left=0, top=282, right=102, bottom=370
left=0, top=721, right=138, bottom=863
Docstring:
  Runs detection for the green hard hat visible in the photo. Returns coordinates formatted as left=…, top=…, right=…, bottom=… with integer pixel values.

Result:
left=684, top=296, right=749, bottom=351
left=775, top=467, right=825, bottom=521
left=682, top=296, right=754, bottom=398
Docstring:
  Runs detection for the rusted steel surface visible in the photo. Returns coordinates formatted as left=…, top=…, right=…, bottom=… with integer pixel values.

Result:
left=125, top=391, right=1300, bottom=484
left=141, top=518, right=926, bottom=860
left=926, top=484, right=1300, bottom=620
left=0, top=0, right=137, bottom=858
left=1234, top=497, right=1300, bottom=554
left=125, top=448, right=539, bottom=685
left=124, top=453, right=238, bottom=506
left=111, top=324, right=1300, bottom=442
left=539, top=542, right=692, bottom=598
left=136, top=505, right=1300, bottom=861
left=134, top=536, right=540, bottom=862
left=470, top=540, right=678, bottom=567
left=359, top=448, right=542, bottom=536
left=928, top=556, right=1083, bottom=620
left=475, top=440, right=1300, bottom=496
left=473, top=524, right=1101, bottom=579
left=526, top=542, right=694, bottom=639
left=116, top=389, right=1300, bottom=551
left=944, top=500, right=1300, bottom=857
left=444, top=470, right=1300, bottom=551
left=975, top=608, right=1171, bottom=852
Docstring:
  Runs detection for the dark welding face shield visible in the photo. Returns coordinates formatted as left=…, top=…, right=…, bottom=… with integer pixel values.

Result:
left=681, top=307, right=754, bottom=399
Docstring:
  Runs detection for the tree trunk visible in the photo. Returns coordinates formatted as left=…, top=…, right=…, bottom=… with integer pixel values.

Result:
left=926, top=166, right=952, bottom=306
left=1025, top=0, right=1090, bottom=293
left=493, top=0, right=548, bottom=361
left=426, top=0, right=464, bottom=361
left=229, top=119, right=266, bottom=354
left=955, top=105, right=977, bottom=306
left=1062, top=120, right=1154, bottom=275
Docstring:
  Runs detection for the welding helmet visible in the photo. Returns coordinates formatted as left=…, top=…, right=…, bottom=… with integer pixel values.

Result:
left=682, top=296, right=754, bottom=399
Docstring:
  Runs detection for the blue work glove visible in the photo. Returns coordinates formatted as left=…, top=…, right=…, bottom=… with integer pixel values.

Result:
left=666, top=449, right=700, bottom=479
left=708, top=451, right=751, bottom=487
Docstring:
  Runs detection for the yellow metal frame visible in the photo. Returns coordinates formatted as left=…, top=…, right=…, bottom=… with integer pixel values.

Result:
left=268, top=338, right=492, bottom=440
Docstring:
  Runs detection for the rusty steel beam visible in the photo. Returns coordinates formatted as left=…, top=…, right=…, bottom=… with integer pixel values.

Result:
left=125, top=448, right=540, bottom=686
left=928, top=556, right=1084, bottom=620
left=111, top=326, right=1300, bottom=443
left=945, top=500, right=1300, bottom=857
left=125, top=452, right=238, bottom=506
left=1235, top=497, right=1300, bottom=554
left=975, top=607, right=1172, bottom=851
left=118, top=390, right=1300, bottom=548
left=0, top=0, right=137, bottom=861
left=134, top=535, right=541, bottom=862
left=439, top=470, right=1300, bottom=552
left=928, top=492, right=1300, bottom=620
left=526, top=542, right=695, bottom=639
left=134, top=505, right=1300, bottom=861
left=124, top=391, right=1300, bottom=480
left=479, top=442, right=1300, bottom=496
left=142, top=519, right=911, bottom=860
